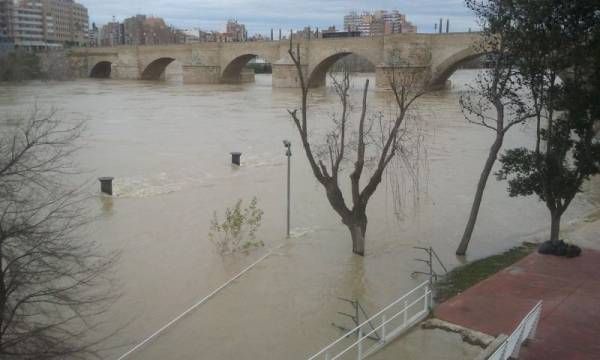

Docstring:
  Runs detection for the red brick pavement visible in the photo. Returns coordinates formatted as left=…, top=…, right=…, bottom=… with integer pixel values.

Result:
left=435, top=249, right=600, bottom=360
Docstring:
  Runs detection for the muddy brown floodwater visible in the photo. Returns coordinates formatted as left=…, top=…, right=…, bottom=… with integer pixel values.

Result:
left=0, top=71, right=597, bottom=359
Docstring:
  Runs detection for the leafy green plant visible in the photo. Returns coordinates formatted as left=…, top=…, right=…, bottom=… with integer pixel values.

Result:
left=209, top=197, right=264, bottom=254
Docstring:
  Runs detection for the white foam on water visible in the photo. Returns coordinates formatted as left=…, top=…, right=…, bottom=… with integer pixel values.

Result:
left=113, top=172, right=190, bottom=198
left=289, top=227, right=317, bottom=239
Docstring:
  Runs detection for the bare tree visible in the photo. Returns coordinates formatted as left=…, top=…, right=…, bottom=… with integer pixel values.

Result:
left=287, top=43, right=427, bottom=256
left=0, top=109, right=118, bottom=359
left=455, top=0, right=534, bottom=256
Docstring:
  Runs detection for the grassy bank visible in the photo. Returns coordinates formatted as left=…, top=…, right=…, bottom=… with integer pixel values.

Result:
left=435, top=243, right=537, bottom=303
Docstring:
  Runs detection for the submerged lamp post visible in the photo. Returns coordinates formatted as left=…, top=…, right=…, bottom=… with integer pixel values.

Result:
left=99, top=177, right=114, bottom=196
left=283, top=140, right=292, bottom=238
left=231, top=152, right=242, bottom=166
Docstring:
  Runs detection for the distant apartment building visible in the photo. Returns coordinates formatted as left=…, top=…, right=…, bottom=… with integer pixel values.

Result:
left=0, top=0, right=88, bottom=50
left=94, top=18, right=250, bottom=46
left=99, top=21, right=122, bottom=47
left=0, top=1, right=14, bottom=53
left=344, top=10, right=416, bottom=36
left=122, top=14, right=145, bottom=45
left=292, top=26, right=318, bottom=40
left=100, top=15, right=181, bottom=47
left=44, top=0, right=88, bottom=46
left=12, top=0, right=51, bottom=49
left=142, top=16, right=176, bottom=45
left=198, top=30, right=218, bottom=42
left=223, top=19, right=246, bottom=42
left=181, top=28, right=200, bottom=43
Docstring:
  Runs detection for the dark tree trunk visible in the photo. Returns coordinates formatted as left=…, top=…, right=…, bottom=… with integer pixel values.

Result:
left=549, top=209, right=562, bottom=245
left=456, top=135, right=504, bottom=256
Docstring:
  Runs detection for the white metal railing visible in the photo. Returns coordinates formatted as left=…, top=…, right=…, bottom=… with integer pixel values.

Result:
left=487, top=301, right=543, bottom=360
left=308, top=281, right=432, bottom=360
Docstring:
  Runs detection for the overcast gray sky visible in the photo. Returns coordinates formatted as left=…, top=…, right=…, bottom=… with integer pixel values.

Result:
left=79, top=0, right=478, bottom=34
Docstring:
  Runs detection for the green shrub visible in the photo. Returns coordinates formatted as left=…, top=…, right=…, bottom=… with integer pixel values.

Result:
left=209, top=197, right=264, bottom=254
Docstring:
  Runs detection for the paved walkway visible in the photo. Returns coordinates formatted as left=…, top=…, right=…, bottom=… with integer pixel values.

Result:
left=435, top=248, right=600, bottom=360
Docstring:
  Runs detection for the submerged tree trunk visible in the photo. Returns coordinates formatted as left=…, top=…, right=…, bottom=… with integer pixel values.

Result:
left=456, top=135, right=504, bottom=256
left=346, top=215, right=367, bottom=256
left=349, top=225, right=366, bottom=256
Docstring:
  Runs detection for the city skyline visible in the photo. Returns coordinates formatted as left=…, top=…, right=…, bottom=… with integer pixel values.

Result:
left=78, top=0, right=477, bottom=35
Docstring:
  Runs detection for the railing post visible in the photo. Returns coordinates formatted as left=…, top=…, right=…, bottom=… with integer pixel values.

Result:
left=424, top=285, right=430, bottom=312
left=325, top=352, right=330, bottom=360
left=403, top=300, right=408, bottom=327
left=381, top=315, right=387, bottom=343
left=357, top=328, right=363, bottom=360
left=428, top=247, right=434, bottom=283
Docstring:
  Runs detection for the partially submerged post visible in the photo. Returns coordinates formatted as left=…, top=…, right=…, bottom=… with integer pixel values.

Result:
left=99, top=177, right=114, bottom=195
left=283, top=140, right=292, bottom=238
left=231, top=152, right=242, bottom=166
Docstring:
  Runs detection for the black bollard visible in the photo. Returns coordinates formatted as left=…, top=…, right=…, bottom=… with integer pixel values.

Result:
left=99, top=177, right=114, bottom=195
left=231, top=152, right=242, bottom=166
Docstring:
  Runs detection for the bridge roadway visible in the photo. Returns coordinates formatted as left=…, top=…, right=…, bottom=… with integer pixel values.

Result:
left=70, top=33, right=483, bottom=89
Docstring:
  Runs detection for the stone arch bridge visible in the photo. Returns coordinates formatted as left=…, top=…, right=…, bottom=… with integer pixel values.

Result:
left=70, top=33, right=483, bottom=89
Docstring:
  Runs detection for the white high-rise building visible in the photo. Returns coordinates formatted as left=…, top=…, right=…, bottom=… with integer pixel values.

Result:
left=343, top=10, right=417, bottom=36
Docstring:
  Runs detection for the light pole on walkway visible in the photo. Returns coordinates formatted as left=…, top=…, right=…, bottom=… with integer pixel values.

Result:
left=283, top=140, right=292, bottom=238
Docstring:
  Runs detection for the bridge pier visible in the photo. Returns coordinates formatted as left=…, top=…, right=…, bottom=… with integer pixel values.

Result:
left=222, top=68, right=256, bottom=84
left=182, top=65, right=221, bottom=84
left=112, top=65, right=141, bottom=80
left=375, top=65, right=431, bottom=90
left=272, top=63, right=308, bottom=88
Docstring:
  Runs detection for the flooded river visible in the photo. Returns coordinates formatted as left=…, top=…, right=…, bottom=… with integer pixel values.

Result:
left=0, top=71, right=597, bottom=359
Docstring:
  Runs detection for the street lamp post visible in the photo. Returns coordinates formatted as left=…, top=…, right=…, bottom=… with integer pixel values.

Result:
left=283, top=140, right=292, bottom=238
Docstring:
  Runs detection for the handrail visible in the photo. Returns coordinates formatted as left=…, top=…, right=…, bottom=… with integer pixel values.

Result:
left=115, top=249, right=279, bottom=360
left=308, top=281, right=431, bottom=360
left=487, top=301, right=543, bottom=360
left=331, top=292, right=429, bottom=360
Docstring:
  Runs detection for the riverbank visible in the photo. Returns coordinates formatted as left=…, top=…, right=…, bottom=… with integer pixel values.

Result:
left=435, top=209, right=600, bottom=303
left=434, top=247, right=600, bottom=359
left=421, top=210, right=600, bottom=360
left=434, top=243, right=538, bottom=303
left=0, top=50, right=74, bottom=81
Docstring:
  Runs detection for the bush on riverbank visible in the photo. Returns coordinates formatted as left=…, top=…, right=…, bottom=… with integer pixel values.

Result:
left=435, top=243, right=537, bottom=303
left=0, top=50, right=75, bottom=81
left=0, top=51, right=42, bottom=81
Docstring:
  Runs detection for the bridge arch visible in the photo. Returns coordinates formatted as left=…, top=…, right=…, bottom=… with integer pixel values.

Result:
left=430, top=47, right=487, bottom=88
left=221, top=54, right=263, bottom=84
left=141, top=57, right=176, bottom=80
left=90, top=61, right=112, bottom=78
left=308, top=52, right=378, bottom=88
